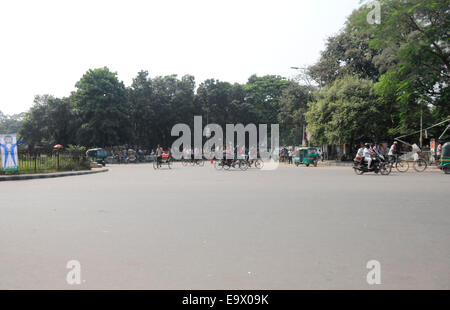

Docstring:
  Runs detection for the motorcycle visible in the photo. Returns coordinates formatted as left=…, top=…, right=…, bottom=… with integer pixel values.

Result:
left=353, top=156, right=391, bottom=175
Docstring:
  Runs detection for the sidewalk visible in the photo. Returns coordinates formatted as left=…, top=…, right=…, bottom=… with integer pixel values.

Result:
left=0, top=168, right=108, bottom=181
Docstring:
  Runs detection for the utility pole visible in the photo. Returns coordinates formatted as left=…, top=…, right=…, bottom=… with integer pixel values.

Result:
left=302, top=124, right=305, bottom=147
left=420, top=107, right=423, bottom=148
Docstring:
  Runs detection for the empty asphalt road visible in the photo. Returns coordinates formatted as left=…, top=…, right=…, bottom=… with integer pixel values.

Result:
left=0, top=163, right=449, bottom=289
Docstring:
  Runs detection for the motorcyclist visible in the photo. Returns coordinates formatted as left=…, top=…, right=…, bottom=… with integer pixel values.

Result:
left=354, top=143, right=365, bottom=163
left=363, top=143, right=375, bottom=170
left=373, top=143, right=385, bottom=161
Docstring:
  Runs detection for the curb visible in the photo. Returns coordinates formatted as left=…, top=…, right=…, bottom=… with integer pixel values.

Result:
left=315, top=161, right=353, bottom=167
left=0, top=168, right=108, bottom=181
left=324, top=162, right=353, bottom=167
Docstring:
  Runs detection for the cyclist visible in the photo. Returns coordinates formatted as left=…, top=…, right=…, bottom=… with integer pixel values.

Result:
left=156, top=144, right=163, bottom=165
left=388, top=141, right=398, bottom=162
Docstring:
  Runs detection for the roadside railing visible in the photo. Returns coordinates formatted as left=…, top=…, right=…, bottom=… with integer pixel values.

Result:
left=0, top=150, right=91, bottom=175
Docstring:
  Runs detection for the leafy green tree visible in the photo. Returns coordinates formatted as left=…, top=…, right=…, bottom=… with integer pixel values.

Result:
left=355, top=0, right=450, bottom=130
left=148, top=74, right=197, bottom=146
left=244, top=75, right=290, bottom=125
left=305, top=76, right=388, bottom=148
left=0, top=111, right=24, bottom=134
left=196, top=79, right=234, bottom=127
left=307, top=0, right=449, bottom=141
left=19, top=95, right=78, bottom=147
left=195, top=79, right=258, bottom=133
left=73, top=67, right=131, bottom=147
left=278, top=82, right=313, bottom=145
left=20, top=95, right=52, bottom=146
left=0, top=111, right=4, bottom=133
left=308, top=16, right=381, bottom=87
left=172, top=74, right=197, bottom=125
left=129, top=70, right=155, bottom=147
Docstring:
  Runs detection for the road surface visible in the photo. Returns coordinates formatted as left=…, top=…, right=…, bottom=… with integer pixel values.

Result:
left=0, top=163, right=449, bottom=289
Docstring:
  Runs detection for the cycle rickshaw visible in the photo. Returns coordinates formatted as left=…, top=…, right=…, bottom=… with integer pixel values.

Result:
left=153, top=152, right=172, bottom=169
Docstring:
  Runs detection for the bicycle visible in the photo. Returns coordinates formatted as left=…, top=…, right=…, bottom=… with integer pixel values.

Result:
left=213, top=158, right=248, bottom=171
left=244, top=158, right=264, bottom=169
left=182, top=158, right=205, bottom=167
left=389, top=155, right=409, bottom=173
left=153, top=155, right=172, bottom=170
left=412, top=152, right=428, bottom=173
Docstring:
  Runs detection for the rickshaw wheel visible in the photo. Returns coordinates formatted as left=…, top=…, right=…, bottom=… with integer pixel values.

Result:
left=313, top=160, right=318, bottom=167
left=255, top=159, right=263, bottom=169
left=396, top=160, right=409, bottom=173
left=306, top=163, right=310, bottom=167
left=198, top=160, right=205, bottom=167
left=223, top=163, right=231, bottom=171
left=413, top=159, right=427, bottom=172
left=182, top=159, right=188, bottom=166
left=239, top=160, right=248, bottom=171
left=214, top=161, right=223, bottom=171
left=444, top=167, right=450, bottom=174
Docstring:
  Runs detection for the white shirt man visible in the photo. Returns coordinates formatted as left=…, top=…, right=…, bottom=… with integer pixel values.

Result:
left=363, top=146, right=373, bottom=169
left=354, top=146, right=364, bottom=162
left=388, top=143, right=397, bottom=156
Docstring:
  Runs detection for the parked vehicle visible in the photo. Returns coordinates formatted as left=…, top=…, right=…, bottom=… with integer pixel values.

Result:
left=294, top=148, right=319, bottom=167
left=439, top=142, right=450, bottom=174
left=86, top=148, right=107, bottom=166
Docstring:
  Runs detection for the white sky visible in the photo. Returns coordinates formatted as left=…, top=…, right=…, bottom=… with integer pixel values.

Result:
left=0, top=0, right=362, bottom=115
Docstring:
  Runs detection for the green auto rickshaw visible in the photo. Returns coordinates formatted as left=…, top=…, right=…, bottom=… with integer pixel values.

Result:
left=294, top=147, right=319, bottom=167
left=86, top=148, right=107, bottom=166
left=439, top=142, right=450, bottom=174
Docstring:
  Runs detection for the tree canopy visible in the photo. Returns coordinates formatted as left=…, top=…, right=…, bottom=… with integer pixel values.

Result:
left=10, top=0, right=450, bottom=149
left=306, top=0, right=449, bottom=145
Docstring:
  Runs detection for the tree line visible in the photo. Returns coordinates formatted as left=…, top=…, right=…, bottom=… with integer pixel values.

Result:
left=305, top=0, right=449, bottom=148
left=10, top=69, right=307, bottom=149
left=1, top=0, right=448, bottom=150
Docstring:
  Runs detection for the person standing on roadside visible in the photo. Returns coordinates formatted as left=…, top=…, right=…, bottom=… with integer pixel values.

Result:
left=437, top=142, right=442, bottom=158
left=317, top=148, right=323, bottom=162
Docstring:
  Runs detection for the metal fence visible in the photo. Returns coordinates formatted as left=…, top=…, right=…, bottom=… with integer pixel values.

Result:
left=0, top=150, right=90, bottom=175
